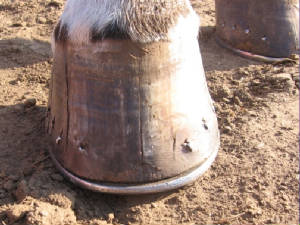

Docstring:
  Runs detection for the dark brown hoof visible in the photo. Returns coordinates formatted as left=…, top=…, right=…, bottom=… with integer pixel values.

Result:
left=215, top=0, right=299, bottom=61
left=46, top=38, right=219, bottom=193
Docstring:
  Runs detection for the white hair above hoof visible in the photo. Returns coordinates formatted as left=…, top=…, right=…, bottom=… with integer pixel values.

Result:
left=53, top=0, right=200, bottom=46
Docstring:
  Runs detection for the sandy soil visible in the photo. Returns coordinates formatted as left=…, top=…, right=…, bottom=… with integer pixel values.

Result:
left=0, top=0, right=299, bottom=225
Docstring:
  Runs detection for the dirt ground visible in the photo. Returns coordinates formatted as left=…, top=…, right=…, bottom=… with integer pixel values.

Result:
left=0, top=0, right=299, bottom=225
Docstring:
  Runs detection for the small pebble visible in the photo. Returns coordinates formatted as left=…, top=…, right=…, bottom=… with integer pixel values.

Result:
left=37, top=17, right=47, bottom=24
left=256, top=143, right=265, bottom=149
left=242, top=70, right=249, bottom=76
left=39, top=211, right=49, bottom=217
left=223, top=97, right=231, bottom=103
left=24, top=98, right=36, bottom=108
left=290, top=54, right=299, bottom=60
left=223, top=126, right=232, bottom=133
left=107, top=213, right=115, bottom=223
left=151, top=203, right=157, bottom=208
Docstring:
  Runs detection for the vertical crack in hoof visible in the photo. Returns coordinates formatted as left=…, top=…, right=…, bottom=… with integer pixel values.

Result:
left=173, top=136, right=176, bottom=159
left=202, top=118, right=208, bottom=130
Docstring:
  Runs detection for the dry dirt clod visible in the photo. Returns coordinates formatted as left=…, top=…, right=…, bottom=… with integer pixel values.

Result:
left=47, top=191, right=76, bottom=209
left=273, top=73, right=296, bottom=90
left=26, top=201, right=77, bottom=225
left=218, top=86, right=232, bottom=99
